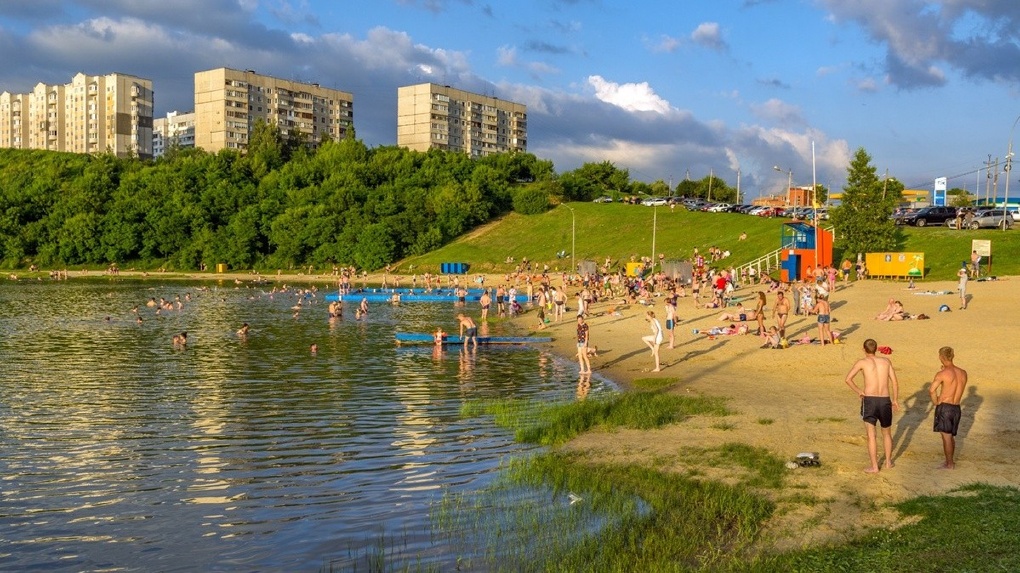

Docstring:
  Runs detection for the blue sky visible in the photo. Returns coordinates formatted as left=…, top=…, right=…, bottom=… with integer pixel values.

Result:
left=2, top=0, right=1020, bottom=199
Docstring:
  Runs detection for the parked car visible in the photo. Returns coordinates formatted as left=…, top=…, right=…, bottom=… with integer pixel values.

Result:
left=754, top=206, right=784, bottom=217
left=947, top=209, right=1014, bottom=230
left=707, top=202, right=732, bottom=212
left=897, top=206, right=957, bottom=227
left=641, top=197, right=668, bottom=206
left=592, top=195, right=613, bottom=203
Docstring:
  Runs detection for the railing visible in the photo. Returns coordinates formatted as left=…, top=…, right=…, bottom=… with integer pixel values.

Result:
left=736, top=247, right=784, bottom=280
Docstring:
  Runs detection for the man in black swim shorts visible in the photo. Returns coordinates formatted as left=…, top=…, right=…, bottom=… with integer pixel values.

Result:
left=844, top=338, right=900, bottom=473
left=928, top=346, right=968, bottom=469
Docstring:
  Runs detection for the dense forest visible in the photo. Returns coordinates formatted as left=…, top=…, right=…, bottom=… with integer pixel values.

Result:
left=0, top=123, right=737, bottom=271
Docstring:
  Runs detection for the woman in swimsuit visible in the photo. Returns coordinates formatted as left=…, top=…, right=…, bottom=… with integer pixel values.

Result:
left=641, top=310, right=664, bottom=372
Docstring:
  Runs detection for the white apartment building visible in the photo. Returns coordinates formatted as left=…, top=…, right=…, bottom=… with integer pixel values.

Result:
left=397, top=83, right=527, bottom=157
left=152, top=110, right=196, bottom=157
left=194, top=68, right=353, bottom=152
left=0, top=72, right=154, bottom=158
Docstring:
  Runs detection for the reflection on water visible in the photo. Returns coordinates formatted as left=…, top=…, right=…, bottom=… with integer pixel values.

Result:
left=0, top=281, right=613, bottom=571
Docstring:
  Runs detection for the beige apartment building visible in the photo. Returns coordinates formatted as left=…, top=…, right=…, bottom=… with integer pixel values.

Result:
left=194, top=68, right=353, bottom=152
left=0, top=72, right=154, bottom=158
left=397, top=83, right=527, bottom=157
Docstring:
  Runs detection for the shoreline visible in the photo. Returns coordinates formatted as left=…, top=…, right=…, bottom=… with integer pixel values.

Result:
left=506, top=275, right=1020, bottom=549
left=13, top=269, right=1020, bottom=549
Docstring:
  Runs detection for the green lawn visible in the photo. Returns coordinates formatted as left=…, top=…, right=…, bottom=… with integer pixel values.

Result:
left=398, top=203, right=1020, bottom=281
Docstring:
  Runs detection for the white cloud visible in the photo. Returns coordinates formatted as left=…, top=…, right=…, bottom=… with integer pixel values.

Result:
left=648, top=34, right=681, bottom=53
left=497, top=45, right=517, bottom=66
left=587, top=75, right=671, bottom=114
left=749, top=98, right=805, bottom=126
left=690, top=22, right=727, bottom=52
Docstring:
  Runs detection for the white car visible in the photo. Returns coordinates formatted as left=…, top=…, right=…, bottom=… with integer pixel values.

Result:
left=642, top=197, right=668, bottom=206
left=707, top=203, right=732, bottom=212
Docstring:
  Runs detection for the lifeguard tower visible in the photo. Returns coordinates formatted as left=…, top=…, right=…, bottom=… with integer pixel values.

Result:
left=779, top=222, right=833, bottom=282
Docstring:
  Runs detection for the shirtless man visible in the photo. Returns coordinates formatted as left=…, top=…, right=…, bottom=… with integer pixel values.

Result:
left=844, top=338, right=900, bottom=473
left=811, top=295, right=832, bottom=346
left=457, top=313, right=478, bottom=349
left=772, top=290, right=792, bottom=338
left=479, top=290, right=491, bottom=322
left=664, top=295, right=677, bottom=349
left=929, top=346, right=968, bottom=469
left=553, top=287, right=567, bottom=321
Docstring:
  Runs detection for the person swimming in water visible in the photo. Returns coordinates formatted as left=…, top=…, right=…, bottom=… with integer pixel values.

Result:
left=172, top=331, right=188, bottom=348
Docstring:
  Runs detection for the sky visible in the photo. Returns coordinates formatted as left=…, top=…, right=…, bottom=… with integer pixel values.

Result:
left=2, top=0, right=1020, bottom=199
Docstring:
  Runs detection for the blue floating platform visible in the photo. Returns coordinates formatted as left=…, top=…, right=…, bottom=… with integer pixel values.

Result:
left=326, top=289, right=529, bottom=304
left=395, top=332, right=552, bottom=345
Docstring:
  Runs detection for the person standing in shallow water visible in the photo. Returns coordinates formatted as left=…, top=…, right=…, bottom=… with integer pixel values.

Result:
left=576, top=315, right=591, bottom=374
left=929, top=346, right=968, bottom=469
left=844, top=338, right=900, bottom=473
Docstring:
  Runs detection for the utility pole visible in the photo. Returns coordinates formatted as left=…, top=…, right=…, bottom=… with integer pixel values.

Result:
left=994, top=157, right=1000, bottom=203
left=736, top=168, right=742, bottom=204
left=986, top=154, right=994, bottom=205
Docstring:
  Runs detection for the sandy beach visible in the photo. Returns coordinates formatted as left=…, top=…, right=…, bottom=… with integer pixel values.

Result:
left=509, top=276, right=1020, bottom=550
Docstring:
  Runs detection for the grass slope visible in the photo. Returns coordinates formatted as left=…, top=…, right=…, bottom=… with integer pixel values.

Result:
left=400, top=203, right=1020, bottom=281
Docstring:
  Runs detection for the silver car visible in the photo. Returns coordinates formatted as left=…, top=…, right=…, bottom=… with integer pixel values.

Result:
left=947, top=209, right=1013, bottom=230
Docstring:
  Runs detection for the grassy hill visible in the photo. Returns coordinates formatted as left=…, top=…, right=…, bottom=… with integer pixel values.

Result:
left=399, top=202, right=1020, bottom=281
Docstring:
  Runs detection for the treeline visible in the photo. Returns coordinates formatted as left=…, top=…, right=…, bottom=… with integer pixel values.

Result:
left=0, top=122, right=745, bottom=271
left=0, top=124, right=563, bottom=271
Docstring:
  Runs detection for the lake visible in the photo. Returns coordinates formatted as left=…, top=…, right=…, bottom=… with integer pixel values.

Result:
left=0, top=280, right=612, bottom=571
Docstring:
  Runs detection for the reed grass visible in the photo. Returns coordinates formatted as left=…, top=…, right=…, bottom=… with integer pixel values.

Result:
left=431, top=451, right=775, bottom=572
left=462, top=389, right=730, bottom=446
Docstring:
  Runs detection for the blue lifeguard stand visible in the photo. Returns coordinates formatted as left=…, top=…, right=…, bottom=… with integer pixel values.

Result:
left=779, top=222, right=833, bottom=282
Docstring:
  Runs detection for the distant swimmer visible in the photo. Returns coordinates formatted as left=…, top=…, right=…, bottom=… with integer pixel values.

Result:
left=237, top=323, right=250, bottom=336
left=360, top=297, right=369, bottom=315
left=136, top=316, right=143, bottom=324
left=434, top=327, right=446, bottom=346
left=310, top=343, right=318, bottom=354
left=172, top=331, right=188, bottom=348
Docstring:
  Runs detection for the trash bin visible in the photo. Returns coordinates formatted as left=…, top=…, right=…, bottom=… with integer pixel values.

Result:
left=216, top=263, right=228, bottom=273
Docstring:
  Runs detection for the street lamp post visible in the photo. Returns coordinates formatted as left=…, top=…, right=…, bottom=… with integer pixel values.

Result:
left=564, top=204, right=576, bottom=272
left=651, top=202, right=657, bottom=270
left=1003, top=115, right=1020, bottom=232
left=773, top=165, right=793, bottom=211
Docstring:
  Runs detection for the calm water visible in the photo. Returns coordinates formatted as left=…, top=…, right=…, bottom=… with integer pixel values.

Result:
left=0, top=280, right=612, bottom=572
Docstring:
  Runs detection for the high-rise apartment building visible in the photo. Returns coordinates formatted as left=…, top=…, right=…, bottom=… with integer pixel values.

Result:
left=152, top=110, right=196, bottom=158
left=397, top=83, right=527, bottom=157
left=0, top=92, right=30, bottom=149
left=0, top=72, right=154, bottom=158
left=193, top=68, right=353, bottom=152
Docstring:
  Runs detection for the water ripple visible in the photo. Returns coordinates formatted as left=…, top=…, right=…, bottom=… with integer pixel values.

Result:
left=0, top=281, right=611, bottom=571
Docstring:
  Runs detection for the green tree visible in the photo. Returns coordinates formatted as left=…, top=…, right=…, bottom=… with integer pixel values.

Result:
left=947, top=187, right=973, bottom=207
left=559, top=161, right=630, bottom=201
left=830, top=148, right=901, bottom=257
